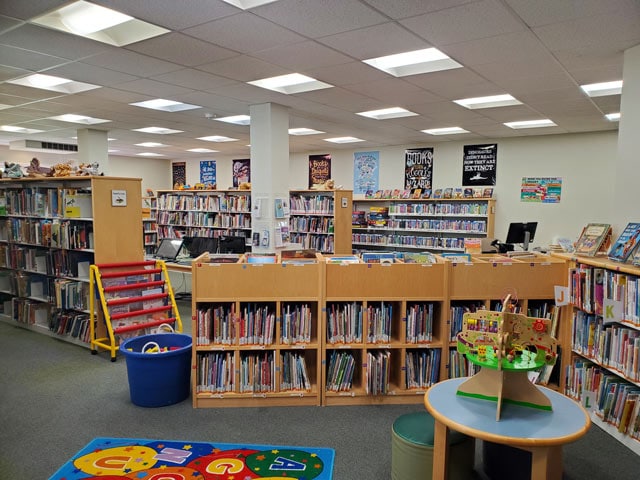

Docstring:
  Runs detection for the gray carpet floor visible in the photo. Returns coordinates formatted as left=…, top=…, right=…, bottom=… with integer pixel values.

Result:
left=1, top=305, right=640, bottom=479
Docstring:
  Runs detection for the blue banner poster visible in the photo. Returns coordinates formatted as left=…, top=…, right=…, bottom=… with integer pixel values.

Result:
left=199, top=160, right=216, bottom=187
left=353, top=151, right=379, bottom=194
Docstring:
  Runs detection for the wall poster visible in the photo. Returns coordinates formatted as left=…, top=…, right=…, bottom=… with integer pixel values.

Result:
left=520, top=177, right=562, bottom=203
left=462, top=144, right=497, bottom=186
left=172, top=162, right=186, bottom=188
left=199, top=160, right=216, bottom=187
left=404, top=148, right=433, bottom=190
left=232, top=159, right=250, bottom=187
left=353, top=151, right=379, bottom=194
left=308, top=154, right=331, bottom=188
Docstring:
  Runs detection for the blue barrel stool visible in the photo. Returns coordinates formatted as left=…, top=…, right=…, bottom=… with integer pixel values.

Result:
left=391, top=411, right=475, bottom=480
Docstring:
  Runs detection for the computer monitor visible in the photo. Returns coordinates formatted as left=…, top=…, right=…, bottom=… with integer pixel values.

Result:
left=505, top=222, right=538, bottom=251
left=182, top=236, right=219, bottom=258
left=154, top=238, right=184, bottom=261
left=219, top=235, right=247, bottom=254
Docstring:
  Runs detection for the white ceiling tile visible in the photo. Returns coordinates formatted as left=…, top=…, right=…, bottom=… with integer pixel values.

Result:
left=126, top=33, right=238, bottom=67
left=307, top=61, right=390, bottom=87
left=362, top=0, right=477, bottom=19
left=111, top=78, right=195, bottom=98
left=198, top=55, right=286, bottom=82
left=403, top=68, right=490, bottom=99
left=82, top=49, right=182, bottom=78
left=252, top=41, right=353, bottom=71
left=0, top=1, right=66, bottom=20
left=400, top=0, right=526, bottom=45
left=43, top=61, right=139, bottom=86
left=504, top=0, right=639, bottom=27
left=0, top=44, right=70, bottom=72
left=183, top=13, right=305, bottom=54
left=253, top=0, right=388, bottom=38
left=92, top=0, right=238, bottom=30
left=317, top=22, right=428, bottom=60
left=0, top=15, right=21, bottom=33
left=0, top=64, right=29, bottom=82
left=152, top=68, right=237, bottom=91
left=342, top=78, right=440, bottom=105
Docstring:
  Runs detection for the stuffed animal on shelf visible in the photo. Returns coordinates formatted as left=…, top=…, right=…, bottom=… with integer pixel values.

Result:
left=25, top=157, right=51, bottom=177
left=3, top=161, right=24, bottom=178
left=77, top=162, right=100, bottom=176
left=49, top=162, right=74, bottom=177
left=310, top=179, right=341, bottom=190
left=238, top=182, right=251, bottom=190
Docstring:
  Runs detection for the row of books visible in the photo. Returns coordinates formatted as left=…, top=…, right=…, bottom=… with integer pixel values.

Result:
left=352, top=233, right=466, bottom=250
left=289, top=195, right=335, bottom=215
left=237, top=304, right=276, bottom=346
left=327, top=302, right=363, bottom=344
left=366, top=350, right=391, bottom=395
left=382, top=219, right=487, bottom=233
left=565, top=359, right=640, bottom=439
left=449, top=350, right=480, bottom=378
left=571, top=311, right=640, bottom=383
left=157, top=211, right=252, bottom=229
left=573, top=221, right=640, bottom=265
left=364, top=187, right=494, bottom=200
left=388, top=202, right=490, bottom=216
left=239, top=351, right=276, bottom=393
left=450, top=303, right=487, bottom=341
left=49, top=310, right=91, bottom=342
left=196, top=351, right=235, bottom=394
left=3, top=217, right=94, bottom=250
left=406, top=303, right=435, bottom=343
left=157, top=192, right=251, bottom=213
left=326, top=350, right=355, bottom=392
left=406, top=349, right=441, bottom=389
left=289, top=216, right=334, bottom=235
left=2, top=187, right=93, bottom=219
left=12, top=297, right=50, bottom=327
left=289, top=233, right=334, bottom=253
left=366, top=303, right=393, bottom=343
left=196, top=304, right=234, bottom=345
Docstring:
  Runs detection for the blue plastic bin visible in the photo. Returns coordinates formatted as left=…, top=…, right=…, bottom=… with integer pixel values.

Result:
left=120, top=333, right=192, bottom=407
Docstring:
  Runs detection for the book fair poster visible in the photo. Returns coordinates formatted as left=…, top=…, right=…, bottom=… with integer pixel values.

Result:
left=404, top=148, right=433, bottom=190
left=309, top=153, right=331, bottom=188
left=462, top=144, right=497, bottom=186
left=199, top=160, right=216, bottom=186
left=232, top=159, right=250, bottom=187
left=520, top=177, right=562, bottom=203
left=353, top=151, right=379, bottom=194
left=171, top=162, right=186, bottom=187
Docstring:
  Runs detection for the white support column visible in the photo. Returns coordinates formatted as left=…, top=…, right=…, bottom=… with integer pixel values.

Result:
left=77, top=128, right=109, bottom=174
left=611, top=43, right=640, bottom=234
left=249, top=103, right=289, bottom=253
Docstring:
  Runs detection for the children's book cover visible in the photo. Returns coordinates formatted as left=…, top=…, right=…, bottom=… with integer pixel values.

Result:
left=574, top=223, right=611, bottom=257
left=608, top=222, right=640, bottom=262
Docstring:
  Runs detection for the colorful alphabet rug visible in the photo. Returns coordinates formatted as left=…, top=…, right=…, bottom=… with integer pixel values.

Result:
left=50, top=437, right=335, bottom=479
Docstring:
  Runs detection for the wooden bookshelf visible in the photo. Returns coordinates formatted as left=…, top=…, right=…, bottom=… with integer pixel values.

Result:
left=289, top=190, right=352, bottom=254
left=352, top=197, right=495, bottom=253
left=554, top=252, right=640, bottom=455
left=141, top=195, right=157, bottom=255
left=191, top=252, right=324, bottom=407
left=0, top=176, right=142, bottom=347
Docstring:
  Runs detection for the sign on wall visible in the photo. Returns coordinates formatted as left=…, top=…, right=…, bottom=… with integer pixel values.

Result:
left=199, top=160, right=216, bottom=187
left=404, top=148, right=433, bottom=190
left=172, top=162, right=186, bottom=188
left=462, top=144, right=497, bottom=186
left=353, top=151, right=379, bottom=194
left=309, top=154, right=331, bottom=188
left=232, top=159, right=250, bottom=187
left=520, top=177, right=562, bottom=203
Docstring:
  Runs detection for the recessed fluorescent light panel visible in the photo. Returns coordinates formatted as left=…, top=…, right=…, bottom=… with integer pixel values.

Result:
left=1, top=125, right=45, bottom=134
left=504, top=119, right=556, bottom=129
left=133, top=127, right=183, bottom=134
left=605, top=112, right=621, bottom=121
left=363, top=48, right=462, bottom=77
left=137, top=152, right=165, bottom=157
left=215, top=115, right=251, bottom=125
left=356, top=107, right=418, bottom=120
left=197, top=136, right=238, bottom=142
left=30, top=0, right=169, bottom=47
left=324, top=137, right=365, bottom=144
left=130, top=99, right=201, bottom=112
left=187, top=148, right=219, bottom=153
left=222, top=0, right=280, bottom=9
left=248, top=73, right=333, bottom=94
left=288, top=128, right=325, bottom=135
left=581, top=80, right=623, bottom=97
left=454, top=94, right=522, bottom=109
left=49, top=114, right=110, bottom=125
left=7, top=73, right=100, bottom=93
left=422, top=127, right=469, bottom=135
left=135, top=142, right=168, bottom=148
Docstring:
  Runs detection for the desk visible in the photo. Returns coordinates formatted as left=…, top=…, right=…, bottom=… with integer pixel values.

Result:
left=424, top=377, right=590, bottom=480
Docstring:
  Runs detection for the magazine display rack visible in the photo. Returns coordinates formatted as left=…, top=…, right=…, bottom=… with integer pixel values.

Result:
left=89, top=260, right=183, bottom=361
left=0, top=176, right=142, bottom=347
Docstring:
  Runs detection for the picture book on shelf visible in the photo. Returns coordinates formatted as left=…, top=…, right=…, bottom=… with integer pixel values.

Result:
left=482, top=187, right=494, bottom=198
left=443, top=187, right=453, bottom=199
left=245, top=253, right=278, bottom=264
left=361, top=252, right=395, bottom=264
left=608, top=222, right=640, bottom=262
left=421, top=189, right=432, bottom=199
left=432, top=189, right=443, bottom=199
left=574, top=223, right=611, bottom=256
left=441, top=252, right=471, bottom=263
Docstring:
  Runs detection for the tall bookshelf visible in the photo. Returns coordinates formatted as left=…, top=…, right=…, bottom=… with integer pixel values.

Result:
left=0, top=176, right=143, bottom=347
left=352, top=197, right=495, bottom=253
left=142, top=195, right=157, bottom=255
left=557, top=253, right=640, bottom=455
left=190, top=252, right=324, bottom=408
left=156, top=189, right=251, bottom=245
left=289, top=190, right=353, bottom=254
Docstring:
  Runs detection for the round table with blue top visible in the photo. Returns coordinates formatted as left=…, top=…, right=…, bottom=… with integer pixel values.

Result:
left=424, top=377, right=590, bottom=480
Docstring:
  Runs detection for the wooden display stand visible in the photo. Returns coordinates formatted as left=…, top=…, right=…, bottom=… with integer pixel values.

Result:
left=456, top=303, right=558, bottom=420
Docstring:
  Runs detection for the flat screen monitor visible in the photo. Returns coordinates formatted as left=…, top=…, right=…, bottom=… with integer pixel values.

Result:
left=182, top=236, right=219, bottom=258
left=505, top=222, right=538, bottom=250
left=219, top=235, right=247, bottom=254
left=154, top=238, right=184, bottom=261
